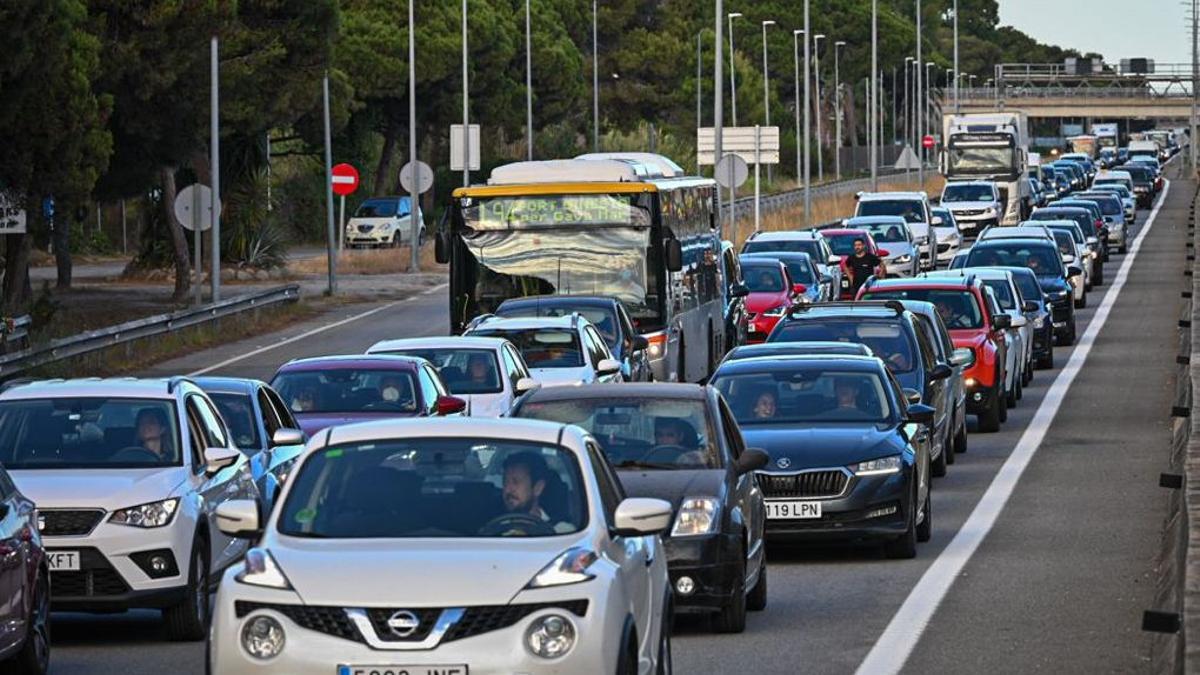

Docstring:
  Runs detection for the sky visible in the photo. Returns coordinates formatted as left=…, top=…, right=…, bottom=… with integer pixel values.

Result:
left=998, top=0, right=1189, bottom=68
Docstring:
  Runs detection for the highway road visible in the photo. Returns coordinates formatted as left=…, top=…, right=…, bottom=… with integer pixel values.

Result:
left=46, top=167, right=1188, bottom=674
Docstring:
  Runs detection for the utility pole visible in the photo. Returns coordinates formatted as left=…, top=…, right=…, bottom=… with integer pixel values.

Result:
left=803, top=0, right=811, bottom=223
left=870, top=0, right=878, bottom=189
left=953, top=0, right=960, bottom=114
left=462, top=0, right=470, bottom=186
left=408, top=0, right=420, bottom=271
left=762, top=20, right=776, bottom=184
left=715, top=0, right=725, bottom=238
left=322, top=71, right=337, bottom=294
left=916, top=0, right=924, bottom=186
left=794, top=30, right=803, bottom=183
left=593, top=0, right=599, bottom=152
left=697, top=32, right=703, bottom=132
left=525, top=0, right=533, bottom=160
left=210, top=36, right=221, bottom=302
left=728, top=12, right=742, bottom=127
left=814, top=34, right=825, bottom=183
left=834, top=41, right=845, bottom=181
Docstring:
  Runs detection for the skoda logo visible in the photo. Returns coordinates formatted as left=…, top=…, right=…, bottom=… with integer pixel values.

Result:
left=776, top=457, right=791, bottom=469
left=386, top=610, right=421, bottom=638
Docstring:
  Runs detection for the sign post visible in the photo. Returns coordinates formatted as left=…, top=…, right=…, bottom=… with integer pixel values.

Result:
left=714, top=154, right=749, bottom=243
left=331, top=163, right=360, bottom=253
left=174, top=184, right=220, bottom=307
left=702, top=127, right=777, bottom=238
left=400, top=160, right=434, bottom=268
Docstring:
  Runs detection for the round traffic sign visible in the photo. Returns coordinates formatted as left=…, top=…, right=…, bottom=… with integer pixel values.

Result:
left=922, top=135, right=935, bottom=150
left=714, top=154, right=749, bottom=189
left=173, top=184, right=220, bottom=232
left=331, top=163, right=360, bottom=196
left=400, top=161, right=434, bottom=194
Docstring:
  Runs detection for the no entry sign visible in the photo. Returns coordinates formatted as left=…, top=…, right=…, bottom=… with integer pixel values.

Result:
left=331, top=163, right=360, bottom=196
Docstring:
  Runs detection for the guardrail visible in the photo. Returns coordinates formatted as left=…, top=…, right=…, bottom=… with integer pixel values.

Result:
left=0, top=285, right=299, bottom=380
left=727, top=167, right=914, bottom=224
left=0, top=315, right=30, bottom=354
left=958, top=87, right=1189, bottom=101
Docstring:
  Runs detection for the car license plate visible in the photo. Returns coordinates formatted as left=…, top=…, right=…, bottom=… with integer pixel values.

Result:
left=338, top=662, right=468, bottom=667
left=765, top=501, right=822, bottom=520
left=47, top=550, right=81, bottom=571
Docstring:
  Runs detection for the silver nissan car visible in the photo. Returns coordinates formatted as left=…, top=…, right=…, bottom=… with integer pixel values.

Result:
left=209, top=417, right=674, bottom=675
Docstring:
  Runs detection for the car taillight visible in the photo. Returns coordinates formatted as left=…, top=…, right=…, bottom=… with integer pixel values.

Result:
left=645, top=332, right=667, bottom=359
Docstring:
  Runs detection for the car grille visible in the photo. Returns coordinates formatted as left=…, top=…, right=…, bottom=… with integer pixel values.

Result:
left=50, top=548, right=130, bottom=598
left=366, top=607, right=442, bottom=642
left=357, top=224, right=373, bottom=233
left=236, top=601, right=365, bottom=644
left=937, top=243, right=952, bottom=253
left=39, top=509, right=104, bottom=536
left=758, top=470, right=849, bottom=499
left=954, top=209, right=985, bottom=217
left=443, top=601, right=588, bottom=643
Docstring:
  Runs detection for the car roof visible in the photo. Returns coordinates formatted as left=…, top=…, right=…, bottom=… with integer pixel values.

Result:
left=468, top=315, right=586, bottom=331
left=741, top=251, right=814, bottom=262
left=932, top=267, right=1013, bottom=281
left=847, top=215, right=907, bottom=224
left=739, top=257, right=787, bottom=268
left=972, top=237, right=1057, bottom=249
left=498, top=295, right=618, bottom=310
left=323, top=417, right=577, bottom=449
left=366, top=336, right=510, bottom=354
left=865, top=276, right=978, bottom=290
left=278, top=354, right=425, bottom=372
left=944, top=179, right=996, bottom=187
left=820, top=228, right=869, bottom=237
left=748, top=230, right=823, bottom=241
left=782, top=301, right=911, bottom=320
left=858, top=191, right=928, bottom=201
left=980, top=226, right=1052, bottom=240
left=726, top=342, right=874, bottom=358
left=0, top=377, right=178, bottom=400
left=1034, top=206, right=1088, bottom=213
left=192, top=376, right=267, bottom=395
left=521, top=382, right=707, bottom=402
left=714, top=354, right=887, bottom=374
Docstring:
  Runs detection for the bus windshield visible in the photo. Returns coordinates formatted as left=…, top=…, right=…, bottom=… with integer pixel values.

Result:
left=457, top=193, right=658, bottom=323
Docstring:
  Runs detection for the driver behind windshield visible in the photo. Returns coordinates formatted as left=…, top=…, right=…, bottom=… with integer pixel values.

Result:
left=654, top=417, right=706, bottom=466
left=502, top=452, right=574, bottom=534
left=379, top=375, right=412, bottom=409
left=134, top=408, right=173, bottom=460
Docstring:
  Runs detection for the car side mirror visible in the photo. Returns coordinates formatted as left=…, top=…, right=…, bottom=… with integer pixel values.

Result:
left=950, top=347, right=975, bottom=368
left=666, top=239, right=683, bottom=272
left=216, top=500, right=261, bottom=539
left=435, top=395, right=467, bottom=416
left=792, top=283, right=807, bottom=295
left=730, top=282, right=750, bottom=299
left=434, top=231, right=451, bottom=264
left=597, top=358, right=622, bottom=376
left=271, top=428, right=304, bottom=447
left=931, top=216, right=944, bottom=226
left=992, top=314, right=1012, bottom=330
left=906, top=403, right=936, bottom=425
left=902, top=388, right=923, bottom=405
left=1011, top=315, right=1028, bottom=328
left=821, top=274, right=833, bottom=285
left=515, top=377, right=540, bottom=394
left=1022, top=300, right=1039, bottom=313
left=204, top=446, right=241, bottom=476
left=735, top=448, right=770, bottom=475
left=1062, top=254, right=1075, bottom=264
left=612, top=497, right=673, bottom=536
left=1067, top=264, right=1083, bottom=278
left=827, top=255, right=842, bottom=266
left=631, top=335, right=650, bottom=351
left=929, top=363, right=953, bottom=381
left=877, top=248, right=890, bottom=257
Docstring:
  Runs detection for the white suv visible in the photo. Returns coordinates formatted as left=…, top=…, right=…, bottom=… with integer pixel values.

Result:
left=466, top=315, right=623, bottom=387
left=0, top=378, right=259, bottom=641
left=209, top=417, right=673, bottom=674
left=854, top=192, right=940, bottom=270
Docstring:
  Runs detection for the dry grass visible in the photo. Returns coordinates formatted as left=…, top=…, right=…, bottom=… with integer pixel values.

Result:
left=286, top=246, right=444, bottom=276
left=733, top=175, right=947, bottom=247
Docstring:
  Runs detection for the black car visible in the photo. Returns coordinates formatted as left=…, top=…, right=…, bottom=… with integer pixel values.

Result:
left=1027, top=206, right=1107, bottom=277
left=953, top=238, right=1081, bottom=345
left=998, top=266, right=1055, bottom=369
left=511, top=383, right=768, bottom=632
left=1123, top=165, right=1157, bottom=207
left=709, top=355, right=934, bottom=558
left=722, top=341, right=873, bottom=365
left=766, top=302, right=955, bottom=475
left=491, top=295, right=652, bottom=382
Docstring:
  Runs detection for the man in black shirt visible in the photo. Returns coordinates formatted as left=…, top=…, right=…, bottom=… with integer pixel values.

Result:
left=847, top=237, right=886, bottom=296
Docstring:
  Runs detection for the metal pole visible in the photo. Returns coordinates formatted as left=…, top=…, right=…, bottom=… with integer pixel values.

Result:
left=697, top=32, right=702, bottom=131
left=463, top=0, right=471, bottom=186
left=916, top=0, right=923, bottom=187
left=870, top=0, right=878, bottom=189
left=728, top=12, right=740, bottom=127
left=265, top=133, right=272, bottom=212
left=926, top=61, right=934, bottom=166
left=210, top=36, right=221, bottom=302
left=715, top=0, right=726, bottom=239
left=754, top=125, right=761, bottom=232
left=339, top=195, right=346, bottom=254
left=892, top=67, right=898, bottom=145
left=814, top=35, right=824, bottom=184
left=525, top=0, right=533, bottom=160
left=793, top=30, right=802, bottom=182
left=409, top=0, right=421, bottom=271
left=835, top=42, right=843, bottom=181
left=904, top=59, right=912, bottom=182
left=120, top=198, right=127, bottom=255
left=953, top=0, right=959, bottom=114
left=592, top=0, right=599, bottom=152
left=193, top=184, right=202, bottom=306
left=1193, top=0, right=1198, bottom=170
left=323, top=72, right=337, bottom=294
left=762, top=21, right=774, bottom=184
left=803, top=0, right=811, bottom=225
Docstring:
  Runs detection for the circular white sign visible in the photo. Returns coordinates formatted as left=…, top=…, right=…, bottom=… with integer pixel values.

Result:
left=715, top=154, right=749, bottom=189
left=174, top=184, right=221, bottom=232
left=399, top=161, right=434, bottom=194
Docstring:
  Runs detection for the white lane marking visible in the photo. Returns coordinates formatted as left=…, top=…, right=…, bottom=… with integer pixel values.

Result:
left=187, top=283, right=447, bottom=376
left=855, top=179, right=1173, bottom=675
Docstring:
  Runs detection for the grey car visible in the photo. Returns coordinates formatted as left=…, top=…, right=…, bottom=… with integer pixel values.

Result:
left=845, top=216, right=920, bottom=277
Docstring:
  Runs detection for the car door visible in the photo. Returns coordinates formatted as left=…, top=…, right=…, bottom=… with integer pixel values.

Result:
left=0, top=471, right=22, bottom=654
left=617, top=305, right=651, bottom=382
left=185, top=394, right=255, bottom=572
left=587, top=442, right=654, bottom=640
left=912, top=322, right=948, bottom=455
left=717, top=398, right=764, bottom=581
left=584, top=326, right=621, bottom=383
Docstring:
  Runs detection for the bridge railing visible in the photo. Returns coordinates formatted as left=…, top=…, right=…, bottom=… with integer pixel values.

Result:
left=957, top=87, right=1191, bottom=102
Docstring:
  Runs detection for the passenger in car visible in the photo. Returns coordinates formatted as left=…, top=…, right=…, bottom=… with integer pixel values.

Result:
left=752, top=388, right=778, bottom=420
left=502, top=452, right=574, bottom=533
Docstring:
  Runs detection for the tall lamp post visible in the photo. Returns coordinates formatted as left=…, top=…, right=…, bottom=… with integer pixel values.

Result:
left=834, top=40, right=846, bottom=181
left=524, top=0, right=533, bottom=160
left=870, top=0, right=878, bottom=188
left=592, top=0, right=599, bottom=152
left=926, top=61, right=935, bottom=155
left=728, top=12, right=743, bottom=126
left=793, top=29, right=804, bottom=183
left=813, top=33, right=825, bottom=183
left=915, top=0, right=923, bottom=185
left=953, top=0, right=960, bottom=114
left=802, top=0, right=811, bottom=225
left=762, top=20, right=776, bottom=183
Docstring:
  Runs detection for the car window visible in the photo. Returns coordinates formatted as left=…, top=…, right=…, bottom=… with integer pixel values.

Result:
left=912, top=315, right=947, bottom=361
left=190, top=395, right=229, bottom=448
left=0, top=466, right=15, bottom=499
left=856, top=199, right=926, bottom=223
left=713, top=368, right=894, bottom=424
left=379, top=348, right=504, bottom=395
left=911, top=318, right=938, bottom=370
left=717, top=397, right=744, bottom=460
left=584, top=326, right=610, bottom=367
left=255, top=388, right=282, bottom=441
left=499, top=347, right=523, bottom=391
left=859, top=289, right=984, bottom=330
left=209, top=392, right=262, bottom=452
left=964, top=243, right=1064, bottom=276
left=273, top=368, right=419, bottom=414
left=742, top=239, right=822, bottom=259
left=506, top=344, right=532, bottom=378
left=184, top=399, right=208, bottom=470
left=769, top=319, right=919, bottom=373
left=743, top=264, right=786, bottom=292
left=263, top=386, right=300, bottom=431
left=586, top=440, right=623, bottom=523
left=470, top=328, right=585, bottom=369
left=418, top=367, right=443, bottom=412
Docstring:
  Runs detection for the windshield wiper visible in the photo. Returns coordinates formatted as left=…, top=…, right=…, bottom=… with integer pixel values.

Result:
left=615, top=460, right=679, bottom=470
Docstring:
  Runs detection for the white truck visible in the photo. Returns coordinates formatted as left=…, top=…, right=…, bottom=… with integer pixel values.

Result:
left=940, top=113, right=1032, bottom=225
left=1091, top=123, right=1119, bottom=151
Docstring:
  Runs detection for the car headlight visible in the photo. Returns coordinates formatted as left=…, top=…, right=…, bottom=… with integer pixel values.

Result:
left=109, top=498, right=179, bottom=528
left=894, top=254, right=912, bottom=263
left=850, top=455, right=903, bottom=476
left=983, top=207, right=998, bottom=216
left=671, top=497, right=720, bottom=537
left=762, top=305, right=787, bottom=317
left=272, top=456, right=300, bottom=486
left=236, top=548, right=293, bottom=590
left=241, top=615, right=286, bottom=660
left=1048, top=289, right=1070, bottom=300
left=526, top=547, right=598, bottom=588
left=525, top=614, right=577, bottom=659
left=914, top=237, right=928, bottom=246
left=1034, top=314, right=1047, bottom=329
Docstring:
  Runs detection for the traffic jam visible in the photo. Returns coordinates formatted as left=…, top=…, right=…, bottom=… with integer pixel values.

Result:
left=0, top=120, right=1182, bottom=674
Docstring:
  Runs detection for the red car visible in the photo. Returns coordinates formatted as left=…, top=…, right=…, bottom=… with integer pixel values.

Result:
left=738, top=257, right=800, bottom=343
left=857, top=276, right=1011, bottom=432
left=820, top=228, right=889, bottom=298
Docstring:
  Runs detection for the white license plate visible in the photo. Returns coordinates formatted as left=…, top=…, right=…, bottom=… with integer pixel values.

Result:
left=47, top=550, right=80, bottom=571
left=340, top=662, right=470, bottom=667
left=765, top=501, right=822, bottom=520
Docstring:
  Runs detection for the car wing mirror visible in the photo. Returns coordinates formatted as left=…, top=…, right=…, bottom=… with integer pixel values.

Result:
left=216, top=499, right=262, bottom=539
left=735, top=448, right=770, bottom=475
left=929, top=363, right=953, bottom=381
left=631, top=335, right=650, bottom=351
left=666, top=239, right=683, bottom=272
left=1066, top=264, right=1083, bottom=278
left=435, top=395, right=467, bottom=415
left=612, top=498, right=673, bottom=536
left=902, top=388, right=923, bottom=405
left=792, top=283, right=808, bottom=295
left=906, top=403, right=936, bottom=425
left=204, top=446, right=241, bottom=476
left=596, top=358, right=622, bottom=376
left=877, top=248, right=890, bottom=257
left=1022, top=300, right=1039, bottom=313
left=434, top=231, right=451, bottom=264
left=992, top=314, right=1012, bottom=330
left=950, top=347, right=975, bottom=368
left=1011, top=315, right=1028, bottom=328
left=515, top=377, right=540, bottom=394
left=827, top=255, right=842, bottom=266
left=271, top=428, right=305, bottom=447
left=730, top=282, right=750, bottom=299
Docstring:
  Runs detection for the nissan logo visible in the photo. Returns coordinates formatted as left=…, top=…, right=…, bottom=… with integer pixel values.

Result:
left=386, top=610, right=421, bottom=638
left=776, top=457, right=791, bottom=469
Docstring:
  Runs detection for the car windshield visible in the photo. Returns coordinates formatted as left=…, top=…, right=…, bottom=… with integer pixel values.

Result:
left=498, top=305, right=619, bottom=347
left=209, top=393, right=261, bottom=452
left=375, top=349, right=503, bottom=395
left=856, top=222, right=908, bottom=243
left=1080, top=197, right=1122, bottom=216
left=1052, top=231, right=1075, bottom=255
left=517, top=398, right=718, bottom=470
left=744, top=265, right=785, bottom=292
left=713, top=369, right=892, bottom=424
left=857, top=200, right=925, bottom=223
left=470, top=328, right=585, bottom=368
left=769, top=319, right=917, bottom=373
left=824, top=234, right=861, bottom=256
left=272, top=369, right=419, bottom=414
left=278, top=438, right=588, bottom=538
left=354, top=197, right=410, bottom=218
left=1124, top=167, right=1153, bottom=184
left=743, top=239, right=822, bottom=259
left=0, top=398, right=181, bottom=469
left=1008, top=272, right=1041, bottom=304
left=964, top=244, right=1064, bottom=277
left=981, top=280, right=1016, bottom=310
left=942, top=184, right=996, bottom=202
left=860, top=289, right=984, bottom=329
left=780, top=258, right=816, bottom=284
left=1047, top=224, right=1083, bottom=244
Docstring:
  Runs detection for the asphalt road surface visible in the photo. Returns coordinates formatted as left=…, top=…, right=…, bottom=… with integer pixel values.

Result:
left=48, top=168, right=1189, bottom=674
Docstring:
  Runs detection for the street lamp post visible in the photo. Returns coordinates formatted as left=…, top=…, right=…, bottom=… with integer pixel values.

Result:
left=728, top=12, right=742, bottom=126
left=870, top=0, right=878, bottom=189
left=904, top=57, right=913, bottom=153
left=408, top=0, right=420, bottom=271
left=953, top=0, right=960, bottom=114
left=813, top=33, right=825, bottom=183
left=803, top=0, right=811, bottom=225
left=525, top=0, right=532, bottom=160
left=715, top=0, right=726, bottom=238
left=592, top=0, right=599, bottom=152
left=834, top=40, right=846, bottom=181
left=793, top=29, right=803, bottom=183
left=926, top=61, right=935, bottom=156
left=762, top=20, right=776, bottom=184
left=462, top=0, right=470, bottom=187
left=697, top=32, right=703, bottom=131
left=915, top=0, right=923, bottom=185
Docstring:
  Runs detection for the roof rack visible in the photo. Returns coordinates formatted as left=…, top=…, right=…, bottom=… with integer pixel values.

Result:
left=0, top=377, right=39, bottom=393
left=787, top=299, right=906, bottom=317
left=167, top=376, right=195, bottom=394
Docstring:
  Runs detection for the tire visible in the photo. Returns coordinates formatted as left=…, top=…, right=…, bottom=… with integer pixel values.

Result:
left=712, top=557, right=746, bottom=633
left=656, top=601, right=673, bottom=675
left=998, top=383, right=1009, bottom=422
left=930, top=430, right=947, bottom=478
left=389, top=232, right=400, bottom=249
left=164, top=538, right=210, bottom=642
left=1119, top=239, right=1128, bottom=254
left=1013, top=374, right=1023, bottom=402
left=944, top=423, right=956, bottom=465
left=977, top=389, right=1002, bottom=433
left=5, top=570, right=50, bottom=674
left=617, top=630, right=639, bottom=675
left=885, top=483, right=919, bottom=559
left=1037, top=344, right=1054, bottom=370
left=675, top=339, right=686, bottom=383
left=954, top=419, right=969, bottom=453
left=1094, top=265, right=1104, bottom=287
left=1075, top=290, right=1087, bottom=309
left=747, top=555, right=767, bottom=612
left=1066, top=319, right=1077, bottom=346
left=916, top=481, right=932, bottom=543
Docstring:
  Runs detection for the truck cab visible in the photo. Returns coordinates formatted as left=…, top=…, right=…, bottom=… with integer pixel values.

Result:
left=940, top=113, right=1031, bottom=226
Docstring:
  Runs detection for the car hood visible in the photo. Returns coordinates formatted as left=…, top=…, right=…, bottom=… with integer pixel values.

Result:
left=740, top=424, right=905, bottom=469
left=456, top=393, right=511, bottom=418
left=529, top=367, right=591, bottom=387
left=746, top=292, right=789, bottom=314
left=295, top=411, right=419, bottom=436
left=617, top=469, right=725, bottom=511
left=880, top=242, right=916, bottom=258
left=950, top=330, right=990, bottom=350
left=1036, top=275, right=1071, bottom=294
left=347, top=216, right=402, bottom=226
left=945, top=200, right=1000, bottom=212
left=908, top=222, right=931, bottom=240
left=11, top=467, right=187, bottom=510
left=270, top=536, right=582, bottom=606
